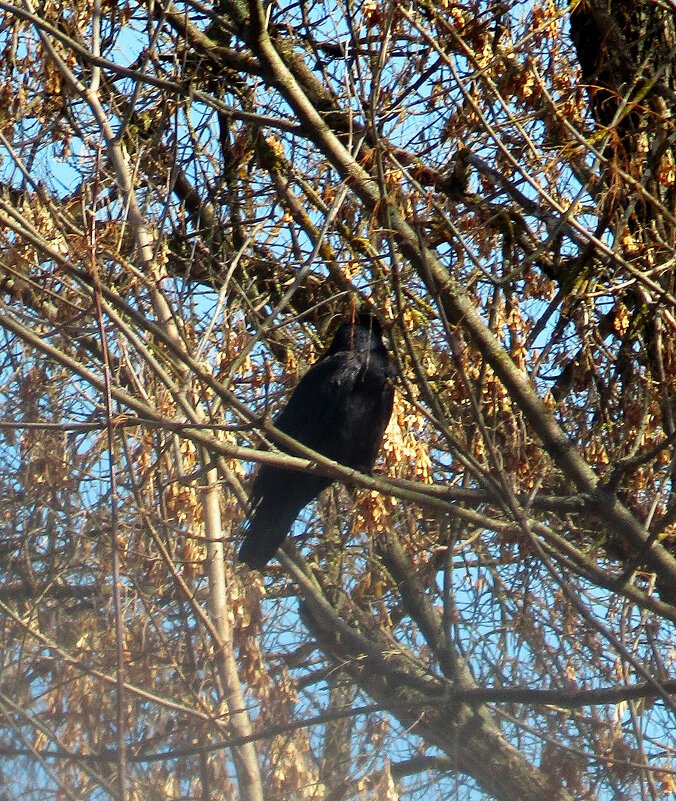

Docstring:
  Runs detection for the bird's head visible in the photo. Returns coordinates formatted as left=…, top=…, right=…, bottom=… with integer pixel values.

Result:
left=326, top=312, right=387, bottom=355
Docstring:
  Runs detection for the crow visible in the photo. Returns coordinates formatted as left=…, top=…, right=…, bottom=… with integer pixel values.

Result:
left=238, top=313, right=396, bottom=570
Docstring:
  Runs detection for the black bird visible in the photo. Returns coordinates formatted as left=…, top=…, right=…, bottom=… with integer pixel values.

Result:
left=238, top=313, right=396, bottom=570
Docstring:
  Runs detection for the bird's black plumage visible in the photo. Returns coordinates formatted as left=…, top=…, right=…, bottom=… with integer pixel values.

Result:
left=238, top=313, right=396, bottom=570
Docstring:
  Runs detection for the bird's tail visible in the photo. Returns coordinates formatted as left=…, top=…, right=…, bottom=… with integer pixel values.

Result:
left=237, top=505, right=299, bottom=570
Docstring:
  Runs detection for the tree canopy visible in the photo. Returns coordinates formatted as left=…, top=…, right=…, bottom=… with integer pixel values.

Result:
left=0, top=0, right=674, bottom=799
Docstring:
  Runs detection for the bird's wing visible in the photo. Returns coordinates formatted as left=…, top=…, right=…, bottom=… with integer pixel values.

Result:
left=272, top=352, right=363, bottom=451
